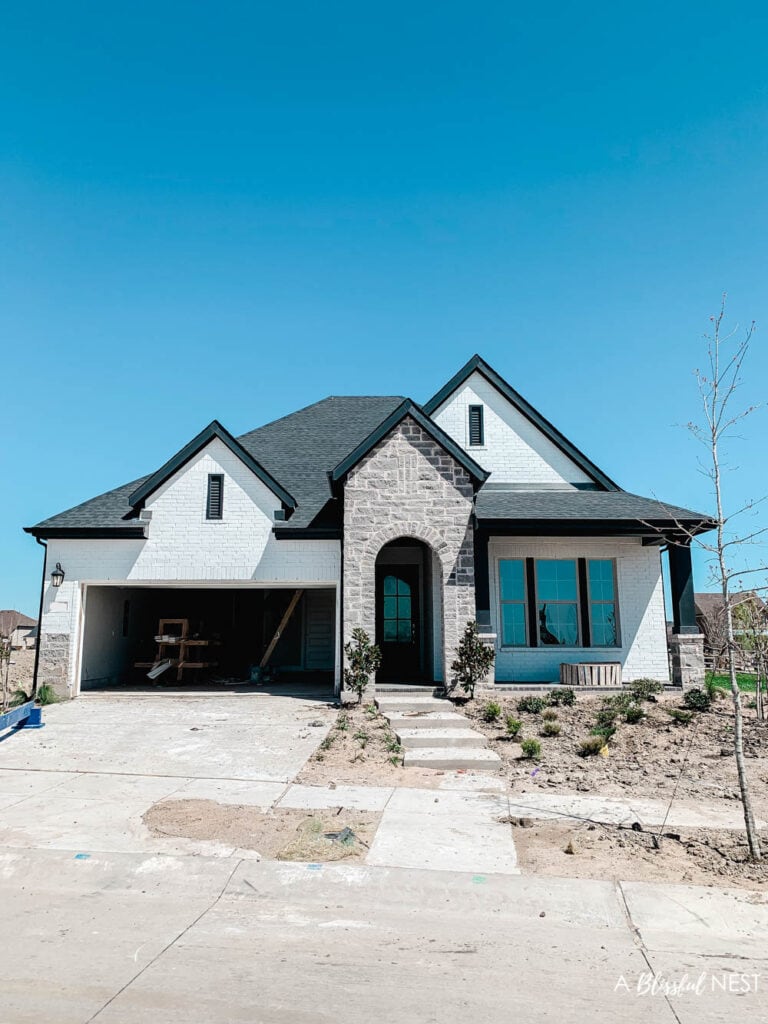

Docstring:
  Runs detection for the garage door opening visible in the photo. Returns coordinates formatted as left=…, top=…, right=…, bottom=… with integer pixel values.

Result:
left=79, top=586, right=336, bottom=692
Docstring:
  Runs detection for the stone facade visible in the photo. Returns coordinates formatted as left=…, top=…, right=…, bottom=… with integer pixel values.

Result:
left=36, top=633, right=71, bottom=699
left=669, top=633, right=706, bottom=690
left=342, top=416, right=476, bottom=691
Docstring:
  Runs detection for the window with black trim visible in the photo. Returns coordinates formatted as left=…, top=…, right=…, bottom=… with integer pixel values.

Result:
left=468, top=404, right=484, bottom=446
left=498, top=557, right=619, bottom=648
left=206, top=474, right=224, bottom=520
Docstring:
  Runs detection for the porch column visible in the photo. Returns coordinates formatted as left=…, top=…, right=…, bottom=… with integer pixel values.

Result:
left=473, top=526, right=496, bottom=689
left=668, top=543, right=705, bottom=689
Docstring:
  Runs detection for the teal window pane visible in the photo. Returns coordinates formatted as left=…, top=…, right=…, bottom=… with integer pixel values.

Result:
left=397, top=620, right=411, bottom=641
left=591, top=603, right=617, bottom=646
left=383, top=575, right=397, bottom=596
left=499, top=560, right=525, bottom=602
left=501, top=604, right=526, bottom=646
left=383, top=596, right=397, bottom=620
left=398, top=596, right=411, bottom=619
left=588, top=560, right=614, bottom=602
left=538, top=602, right=578, bottom=646
left=536, top=560, right=577, bottom=602
left=383, top=620, right=397, bottom=640
left=397, top=579, right=410, bottom=596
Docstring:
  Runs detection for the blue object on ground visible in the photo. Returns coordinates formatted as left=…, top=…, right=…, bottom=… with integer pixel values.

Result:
left=0, top=701, right=44, bottom=739
left=23, top=706, right=44, bottom=728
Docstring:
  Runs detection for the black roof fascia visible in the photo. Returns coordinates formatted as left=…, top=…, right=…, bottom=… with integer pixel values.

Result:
left=330, top=399, right=489, bottom=486
left=127, top=420, right=297, bottom=510
left=272, top=527, right=343, bottom=540
left=423, top=354, right=619, bottom=491
left=475, top=517, right=716, bottom=538
left=23, top=526, right=148, bottom=540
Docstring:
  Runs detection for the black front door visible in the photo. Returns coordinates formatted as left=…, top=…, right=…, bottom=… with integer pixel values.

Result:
left=376, top=564, right=422, bottom=681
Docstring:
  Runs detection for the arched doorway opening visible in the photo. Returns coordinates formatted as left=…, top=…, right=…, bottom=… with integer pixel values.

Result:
left=374, top=538, right=438, bottom=683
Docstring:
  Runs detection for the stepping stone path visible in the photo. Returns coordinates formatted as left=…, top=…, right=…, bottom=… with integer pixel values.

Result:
left=375, top=693, right=501, bottom=771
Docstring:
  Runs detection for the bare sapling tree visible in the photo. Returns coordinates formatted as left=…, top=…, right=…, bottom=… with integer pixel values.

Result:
left=685, top=297, right=765, bottom=860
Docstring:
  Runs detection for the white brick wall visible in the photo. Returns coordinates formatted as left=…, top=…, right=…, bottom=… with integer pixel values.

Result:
left=489, top=536, right=669, bottom=683
left=39, top=437, right=340, bottom=696
left=431, top=370, right=592, bottom=484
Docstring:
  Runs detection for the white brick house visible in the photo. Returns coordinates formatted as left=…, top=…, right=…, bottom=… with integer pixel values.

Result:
left=26, top=355, right=713, bottom=699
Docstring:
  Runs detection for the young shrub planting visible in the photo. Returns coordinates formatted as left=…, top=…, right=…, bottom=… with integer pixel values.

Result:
left=542, top=708, right=559, bottom=721
left=451, top=620, right=495, bottom=699
left=520, top=737, right=542, bottom=759
left=683, top=688, right=712, bottom=712
left=505, top=715, right=523, bottom=738
left=481, top=700, right=502, bottom=723
left=517, top=696, right=545, bottom=715
left=578, top=735, right=607, bottom=757
left=667, top=707, right=694, bottom=726
left=343, top=628, right=382, bottom=704
left=547, top=687, right=576, bottom=707
left=629, top=679, right=664, bottom=703
left=541, top=719, right=562, bottom=737
left=624, top=702, right=645, bottom=724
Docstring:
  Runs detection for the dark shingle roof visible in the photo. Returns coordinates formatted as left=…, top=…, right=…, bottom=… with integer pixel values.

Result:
left=28, top=397, right=405, bottom=535
left=475, top=488, right=714, bottom=530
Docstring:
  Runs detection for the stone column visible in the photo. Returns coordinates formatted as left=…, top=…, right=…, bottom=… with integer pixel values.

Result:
left=36, top=633, right=72, bottom=700
left=669, top=633, right=705, bottom=690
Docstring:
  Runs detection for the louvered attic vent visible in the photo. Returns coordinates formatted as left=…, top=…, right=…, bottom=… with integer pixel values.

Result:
left=468, top=404, right=484, bottom=446
left=206, top=474, right=224, bottom=519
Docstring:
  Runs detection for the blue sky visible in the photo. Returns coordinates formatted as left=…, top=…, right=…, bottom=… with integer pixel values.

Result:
left=2, top=2, right=767, bottom=614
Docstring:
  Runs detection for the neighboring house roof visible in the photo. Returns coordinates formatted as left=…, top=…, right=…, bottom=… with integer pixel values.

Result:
left=330, top=400, right=489, bottom=487
left=423, top=353, right=620, bottom=491
left=0, top=610, right=37, bottom=637
left=127, top=420, right=297, bottom=511
left=695, top=591, right=765, bottom=621
left=476, top=489, right=714, bottom=533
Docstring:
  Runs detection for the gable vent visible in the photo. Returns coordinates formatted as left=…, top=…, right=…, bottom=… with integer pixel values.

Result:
left=468, top=405, right=484, bottom=446
left=206, top=474, right=224, bottom=520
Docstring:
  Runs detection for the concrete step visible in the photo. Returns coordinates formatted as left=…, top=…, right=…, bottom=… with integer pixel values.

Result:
left=375, top=696, right=449, bottom=714
left=396, top=728, right=487, bottom=749
left=403, top=747, right=502, bottom=771
left=385, top=711, right=469, bottom=731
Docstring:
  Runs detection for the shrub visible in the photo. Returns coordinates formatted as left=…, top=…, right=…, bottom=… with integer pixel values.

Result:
left=683, top=688, right=712, bottom=712
left=505, top=715, right=523, bottom=738
left=629, top=679, right=664, bottom=703
left=667, top=707, right=694, bottom=726
left=578, top=735, right=607, bottom=756
left=520, top=737, right=542, bottom=759
left=542, top=708, right=559, bottom=721
left=343, top=628, right=382, bottom=704
left=590, top=724, right=616, bottom=742
left=594, top=701, right=618, bottom=729
left=451, top=620, right=495, bottom=699
left=547, top=687, right=576, bottom=707
left=517, top=696, right=545, bottom=715
left=541, top=720, right=562, bottom=737
left=624, top=702, right=645, bottom=724
left=481, top=700, right=502, bottom=723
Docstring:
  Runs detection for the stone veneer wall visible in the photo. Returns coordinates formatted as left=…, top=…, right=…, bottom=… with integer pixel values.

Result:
left=36, top=633, right=71, bottom=699
left=342, top=416, right=476, bottom=689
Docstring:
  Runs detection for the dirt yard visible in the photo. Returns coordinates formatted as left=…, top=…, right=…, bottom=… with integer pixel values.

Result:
left=143, top=799, right=379, bottom=861
left=465, top=689, right=768, bottom=819
left=3, top=648, right=35, bottom=697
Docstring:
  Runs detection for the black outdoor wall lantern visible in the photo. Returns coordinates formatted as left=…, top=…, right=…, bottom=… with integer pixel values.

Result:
left=51, top=562, right=65, bottom=588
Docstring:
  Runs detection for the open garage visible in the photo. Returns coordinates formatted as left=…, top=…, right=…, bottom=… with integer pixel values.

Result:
left=78, top=585, right=337, bottom=692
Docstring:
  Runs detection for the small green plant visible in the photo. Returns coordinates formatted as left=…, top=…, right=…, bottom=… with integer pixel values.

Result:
left=363, top=703, right=379, bottom=719
left=590, top=723, right=616, bottom=742
left=336, top=712, right=349, bottom=732
left=542, top=708, right=558, bottom=721
left=353, top=729, right=369, bottom=748
left=388, top=753, right=402, bottom=766
left=547, top=687, right=576, bottom=707
left=481, top=700, right=502, bottom=723
left=624, top=702, right=645, bottom=724
left=505, top=715, right=522, bottom=738
left=541, top=719, right=561, bottom=737
left=451, top=620, right=496, bottom=699
left=384, top=733, right=402, bottom=753
left=667, top=707, right=694, bottom=725
left=517, top=696, right=545, bottom=714
left=36, top=684, right=59, bottom=706
left=343, top=628, right=382, bottom=704
left=520, top=737, right=542, bottom=759
left=683, top=688, right=712, bottom=712
left=319, top=734, right=335, bottom=751
left=629, top=679, right=664, bottom=703
left=9, top=688, right=29, bottom=707
left=578, top=735, right=607, bottom=757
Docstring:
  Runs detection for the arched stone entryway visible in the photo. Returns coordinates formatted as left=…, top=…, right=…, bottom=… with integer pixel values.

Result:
left=374, top=538, right=440, bottom=683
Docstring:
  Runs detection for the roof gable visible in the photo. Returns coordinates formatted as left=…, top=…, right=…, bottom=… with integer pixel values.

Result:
left=423, top=354, right=619, bottom=491
left=330, top=400, right=489, bottom=485
left=128, top=421, right=297, bottom=511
